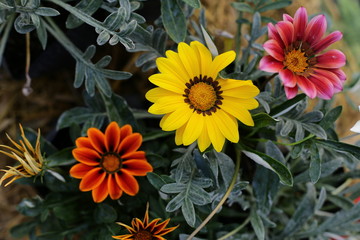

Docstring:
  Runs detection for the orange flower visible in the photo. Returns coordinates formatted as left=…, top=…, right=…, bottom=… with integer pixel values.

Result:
left=113, top=204, right=178, bottom=240
left=70, top=122, right=153, bottom=203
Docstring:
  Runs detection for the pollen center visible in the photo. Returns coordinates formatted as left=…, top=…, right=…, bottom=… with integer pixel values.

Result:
left=101, top=153, right=122, bottom=173
left=134, top=230, right=153, bottom=240
left=188, top=82, right=217, bottom=111
left=183, top=75, right=223, bottom=116
left=284, top=49, right=309, bottom=73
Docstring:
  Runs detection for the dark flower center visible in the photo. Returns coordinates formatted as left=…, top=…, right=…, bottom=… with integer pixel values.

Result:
left=134, top=230, right=153, bottom=240
left=183, top=75, right=223, bottom=116
left=100, top=153, right=122, bottom=173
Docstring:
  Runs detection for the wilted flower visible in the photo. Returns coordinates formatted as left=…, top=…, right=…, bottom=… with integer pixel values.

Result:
left=70, top=122, right=153, bottom=203
left=146, top=41, right=259, bottom=152
left=113, top=204, right=178, bottom=240
left=0, top=124, right=44, bottom=186
left=259, top=7, right=346, bottom=99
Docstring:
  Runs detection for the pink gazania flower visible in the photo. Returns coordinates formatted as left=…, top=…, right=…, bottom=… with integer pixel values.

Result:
left=259, top=7, right=346, bottom=99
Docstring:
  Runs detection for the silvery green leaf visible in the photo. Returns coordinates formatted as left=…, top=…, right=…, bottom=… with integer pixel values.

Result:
left=166, top=191, right=185, bottom=212
left=119, top=36, right=135, bottom=49
left=215, top=151, right=235, bottom=188
left=97, top=30, right=111, bottom=45
left=103, top=8, right=126, bottom=31
left=130, top=12, right=146, bottom=24
left=160, top=183, right=186, bottom=194
left=231, top=2, right=253, bottom=12
left=66, top=0, right=102, bottom=29
left=280, top=120, right=294, bottom=136
left=135, top=52, right=158, bottom=67
left=94, top=73, right=112, bottom=97
left=98, top=69, right=132, bottom=80
left=191, top=176, right=212, bottom=188
left=250, top=207, right=265, bottom=240
left=161, top=0, right=186, bottom=43
left=85, top=68, right=96, bottom=97
left=270, top=94, right=306, bottom=117
left=299, top=111, right=324, bottom=123
left=119, top=20, right=137, bottom=36
left=14, top=14, right=36, bottom=33
left=242, top=149, right=293, bottom=186
left=0, top=1, right=14, bottom=10
left=327, top=195, right=354, bottom=210
left=147, top=172, right=174, bottom=190
left=46, top=169, right=65, bottom=182
left=119, top=0, right=131, bottom=21
left=109, top=35, right=120, bottom=45
left=251, top=12, right=262, bottom=40
left=317, top=139, right=360, bottom=159
left=201, top=25, right=218, bottom=56
left=182, top=0, right=201, bottom=8
left=30, top=14, right=40, bottom=28
left=74, top=62, right=85, bottom=88
left=34, top=7, right=60, bottom=16
left=141, top=61, right=157, bottom=72
left=182, top=198, right=196, bottom=227
left=294, top=122, right=304, bottom=142
left=320, top=106, right=342, bottom=129
left=188, top=184, right=212, bottom=206
left=315, top=187, right=327, bottom=210
left=302, top=123, right=327, bottom=139
left=130, top=1, right=140, bottom=11
left=309, top=143, right=321, bottom=183
left=83, top=45, right=96, bottom=60
left=36, top=18, right=47, bottom=49
left=265, top=141, right=285, bottom=163
left=95, top=55, right=112, bottom=68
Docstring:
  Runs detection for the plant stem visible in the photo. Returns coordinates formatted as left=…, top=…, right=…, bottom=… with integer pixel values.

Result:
left=186, top=149, right=241, bottom=240
left=23, top=32, right=33, bottom=96
left=217, top=216, right=251, bottom=240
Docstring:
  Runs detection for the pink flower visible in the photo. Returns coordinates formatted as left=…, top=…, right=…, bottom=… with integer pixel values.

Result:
left=259, top=7, right=346, bottom=99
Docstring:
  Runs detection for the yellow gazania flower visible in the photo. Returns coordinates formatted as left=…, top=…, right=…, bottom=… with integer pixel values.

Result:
left=146, top=41, right=260, bottom=152
left=0, top=124, right=44, bottom=186
left=113, top=204, right=178, bottom=240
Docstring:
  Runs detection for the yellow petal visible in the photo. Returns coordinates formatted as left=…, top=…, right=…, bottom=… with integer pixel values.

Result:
left=205, top=116, right=225, bottom=152
left=212, top=110, right=239, bottom=143
left=191, top=41, right=212, bottom=77
left=175, top=124, right=186, bottom=145
left=149, top=73, right=185, bottom=94
left=182, top=113, right=205, bottom=145
left=208, top=51, right=236, bottom=79
left=221, top=101, right=255, bottom=126
left=222, top=85, right=260, bottom=99
left=145, top=87, right=179, bottom=103
left=197, top=123, right=211, bottom=152
left=157, top=54, right=190, bottom=82
left=223, top=96, right=259, bottom=110
left=148, top=96, right=184, bottom=114
left=178, top=42, right=200, bottom=78
left=160, top=105, right=192, bottom=131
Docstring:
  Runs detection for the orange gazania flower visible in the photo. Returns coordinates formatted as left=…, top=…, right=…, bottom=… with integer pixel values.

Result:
left=70, top=122, right=153, bottom=203
left=113, top=204, right=178, bottom=240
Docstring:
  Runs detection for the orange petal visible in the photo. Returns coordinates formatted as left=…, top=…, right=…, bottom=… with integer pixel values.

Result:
left=72, top=148, right=101, bottom=166
left=122, top=160, right=153, bottom=176
left=87, top=128, right=106, bottom=154
left=108, top=174, right=123, bottom=200
left=79, top=168, right=106, bottom=191
left=115, top=171, right=139, bottom=196
left=75, top=137, right=92, bottom=148
left=120, top=124, right=133, bottom=139
left=69, top=163, right=93, bottom=179
left=121, top=151, right=146, bottom=160
left=105, top=122, right=121, bottom=152
left=118, top=134, right=142, bottom=156
left=92, top=177, right=109, bottom=203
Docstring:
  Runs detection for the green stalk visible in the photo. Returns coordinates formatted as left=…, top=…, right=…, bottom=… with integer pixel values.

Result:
left=217, top=216, right=251, bottom=240
left=186, top=149, right=241, bottom=240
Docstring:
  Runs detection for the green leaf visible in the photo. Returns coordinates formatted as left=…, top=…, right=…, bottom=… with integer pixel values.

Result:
left=302, top=123, right=327, bottom=139
left=231, top=2, right=253, bottom=12
left=161, top=183, right=186, bottom=193
left=320, top=106, right=342, bottom=129
left=66, top=0, right=102, bottom=29
left=166, top=191, right=185, bottom=212
left=34, top=7, right=60, bottom=16
left=316, top=139, right=360, bottom=159
left=252, top=113, right=278, bottom=128
left=36, top=18, right=47, bottom=49
left=147, top=172, right=173, bottom=190
left=182, top=198, right=196, bottom=227
left=46, top=147, right=76, bottom=167
left=10, top=221, right=37, bottom=238
left=309, top=143, right=321, bottom=183
left=241, top=147, right=293, bottom=186
left=182, top=0, right=201, bottom=8
left=257, top=1, right=292, bottom=12
left=94, top=203, right=117, bottom=223
left=56, top=107, right=98, bottom=130
left=188, top=184, right=212, bottom=205
left=161, top=0, right=187, bottom=43
left=250, top=207, right=265, bottom=240
left=270, top=93, right=306, bottom=117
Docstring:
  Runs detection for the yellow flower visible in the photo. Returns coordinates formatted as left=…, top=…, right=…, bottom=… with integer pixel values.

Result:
left=0, top=124, right=44, bottom=186
left=146, top=41, right=260, bottom=152
left=113, top=204, right=178, bottom=240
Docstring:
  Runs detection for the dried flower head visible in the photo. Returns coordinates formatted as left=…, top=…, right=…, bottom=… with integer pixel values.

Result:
left=0, top=124, right=44, bottom=187
left=113, top=204, right=178, bottom=240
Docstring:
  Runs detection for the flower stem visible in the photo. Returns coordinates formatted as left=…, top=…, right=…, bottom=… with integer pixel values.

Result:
left=217, top=216, right=251, bottom=240
left=186, top=149, right=241, bottom=240
left=23, top=32, right=33, bottom=96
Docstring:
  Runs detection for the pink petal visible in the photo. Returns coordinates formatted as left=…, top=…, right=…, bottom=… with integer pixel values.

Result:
left=293, top=7, right=308, bottom=40
left=329, top=69, right=346, bottom=82
left=263, top=39, right=285, bottom=61
left=284, top=86, right=298, bottom=99
left=276, top=21, right=295, bottom=47
left=313, top=68, right=343, bottom=92
left=297, top=76, right=317, bottom=98
left=315, top=50, right=346, bottom=68
left=268, top=23, right=285, bottom=48
left=259, top=56, right=283, bottom=73
left=283, top=14, right=293, bottom=22
left=308, top=75, right=335, bottom=100
left=304, top=15, right=327, bottom=45
left=279, top=69, right=297, bottom=87
left=312, top=31, right=343, bottom=53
